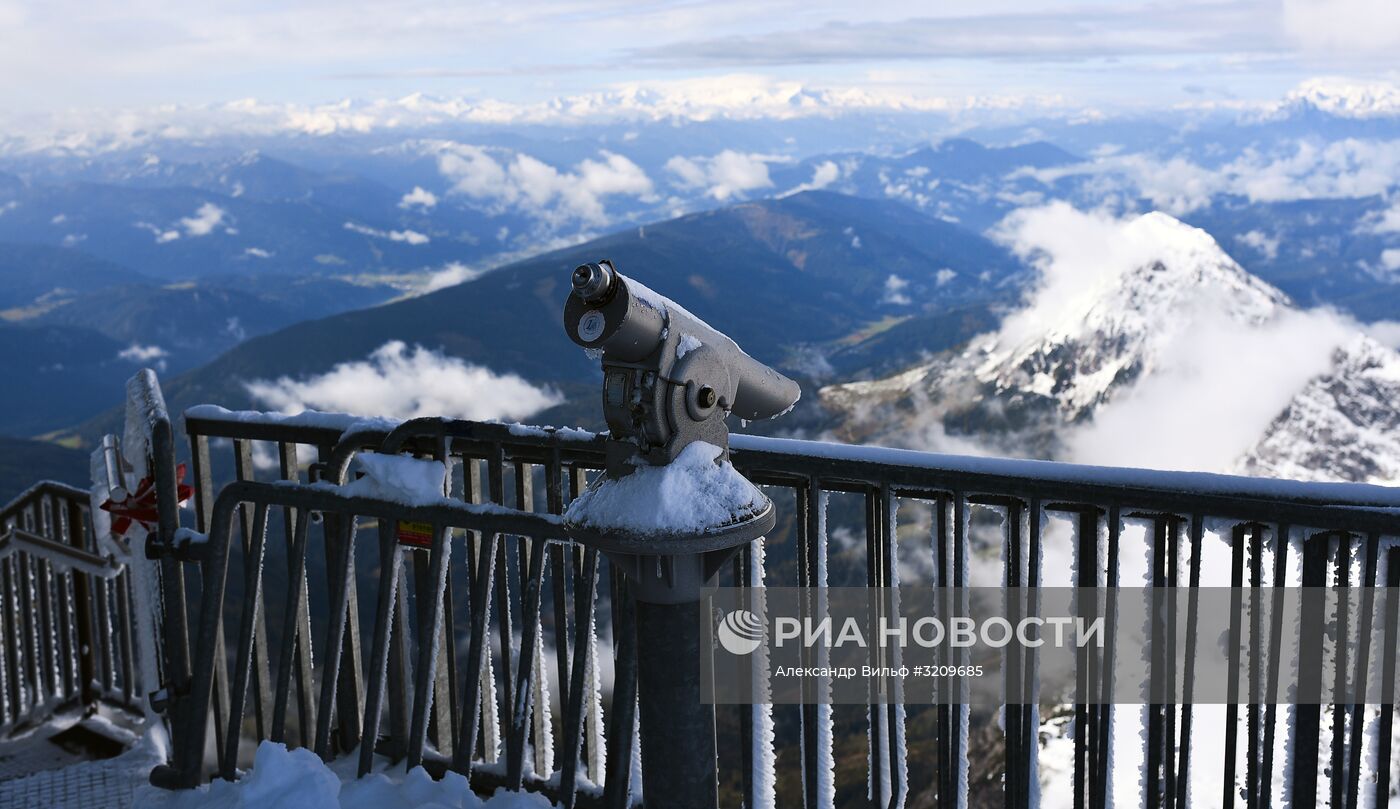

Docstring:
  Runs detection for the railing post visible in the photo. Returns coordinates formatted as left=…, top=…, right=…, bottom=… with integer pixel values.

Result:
left=66, top=497, right=101, bottom=709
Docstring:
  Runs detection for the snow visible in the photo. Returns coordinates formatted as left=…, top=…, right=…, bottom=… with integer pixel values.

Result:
left=339, top=454, right=447, bottom=506
left=748, top=537, right=777, bottom=809
left=729, top=433, right=1400, bottom=508
left=125, top=369, right=168, bottom=481
left=185, top=404, right=398, bottom=434
left=1278, top=78, right=1400, bottom=119
left=813, top=492, right=836, bottom=808
left=1240, top=335, right=1400, bottom=486
left=503, top=423, right=597, bottom=442
left=675, top=333, right=702, bottom=360
left=140, top=741, right=556, bottom=809
left=563, top=441, right=766, bottom=534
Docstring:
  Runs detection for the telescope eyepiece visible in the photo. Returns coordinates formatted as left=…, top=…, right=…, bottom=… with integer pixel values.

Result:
left=572, top=261, right=615, bottom=304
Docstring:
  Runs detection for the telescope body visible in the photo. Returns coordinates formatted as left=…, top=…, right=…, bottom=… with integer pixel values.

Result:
left=563, top=260, right=800, bottom=472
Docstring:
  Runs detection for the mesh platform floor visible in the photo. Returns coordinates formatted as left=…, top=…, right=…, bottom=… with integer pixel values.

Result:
left=0, top=706, right=153, bottom=809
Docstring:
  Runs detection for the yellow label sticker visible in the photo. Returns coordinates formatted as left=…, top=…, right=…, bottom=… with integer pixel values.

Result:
left=396, top=520, right=434, bottom=547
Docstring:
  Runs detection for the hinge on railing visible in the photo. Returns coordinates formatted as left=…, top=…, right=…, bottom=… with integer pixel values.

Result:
left=149, top=680, right=191, bottom=715
left=148, top=687, right=171, bottom=714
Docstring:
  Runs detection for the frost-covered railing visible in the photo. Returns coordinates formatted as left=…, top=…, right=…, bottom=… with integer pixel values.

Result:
left=150, top=404, right=1400, bottom=809
left=0, top=480, right=142, bottom=732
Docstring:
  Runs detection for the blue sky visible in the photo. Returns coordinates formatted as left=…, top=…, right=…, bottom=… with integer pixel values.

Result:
left=2, top=0, right=1398, bottom=117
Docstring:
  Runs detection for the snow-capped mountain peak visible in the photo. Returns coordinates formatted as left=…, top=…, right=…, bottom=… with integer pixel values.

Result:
left=973, top=211, right=1289, bottom=418
left=1275, top=77, right=1400, bottom=120
left=824, top=210, right=1291, bottom=429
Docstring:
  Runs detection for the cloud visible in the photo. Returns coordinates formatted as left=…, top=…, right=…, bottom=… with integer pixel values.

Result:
left=665, top=150, right=780, bottom=201
left=780, top=160, right=842, bottom=197
left=1023, top=138, right=1400, bottom=214
left=118, top=344, right=168, bottom=362
left=180, top=202, right=226, bottom=236
left=135, top=221, right=182, bottom=243
left=399, top=186, right=438, bottom=209
left=1065, top=304, right=1358, bottom=473
left=1235, top=230, right=1279, bottom=260
left=415, top=261, right=484, bottom=295
left=434, top=144, right=653, bottom=225
left=1360, top=197, right=1400, bottom=233
left=134, top=202, right=230, bottom=242
left=882, top=274, right=911, bottom=305
left=243, top=246, right=272, bottom=258
left=1281, top=0, right=1400, bottom=53
left=935, top=268, right=958, bottom=286
left=244, top=341, right=562, bottom=422
left=992, top=202, right=1177, bottom=347
left=343, top=221, right=430, bottom=244
left=119, top=343, right=169, bottom=371
left=628, top=6, right=1282, bottom=67
left=1363, top=320, right=1400, bottom=348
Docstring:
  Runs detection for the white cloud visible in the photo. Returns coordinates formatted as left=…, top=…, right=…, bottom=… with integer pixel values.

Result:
left=935, top=268, right=958, bottom=286
left=398, top=186, right=438, bottom=209
left=180, top=202, right=226, bottom=236
left=1066, top=305, right=1358, bottom=473
left=343, top=221, right=430, bottom=245
left=882, top=274, right=910, bottom=305
left=1363, top=320, right=1400, bottom=348
left=1235, top=230, right=1279, bottom=261
left=781, top=160, right=842, bottom=197
left=415, top=261, right=484, bottom=294
left=1022, top=139, right=1400, bottom=214
left=434, top=144, right=652, bottom=225
left=992, top=202, right=1176, bottom=347
left=135, top=203, right=229, bottom=242
left=244, top=341, right=562, bottom=422
left=665, top=150, right=780, bottom=201
left=119, top=343, right=169, bottom=371
left=1382, top=248, right=1400, bottom=271
left=243, top=247, right=272, bottom=258
left=0, top=201, right=18, bottom=216
left=1361, top=198, right=1400, bottom=234
left=50, top=213, right=66, bottom=224
left=118, top=344, right=168, bottom=362
left=135, top=221, right=182, bottom=243
left=1282, top=0, right=1400, bottom=54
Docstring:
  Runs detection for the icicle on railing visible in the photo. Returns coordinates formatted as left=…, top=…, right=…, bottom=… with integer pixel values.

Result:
left=885, top=487, right=908, bottom=809
left=796, top=487, right=836, bottom=809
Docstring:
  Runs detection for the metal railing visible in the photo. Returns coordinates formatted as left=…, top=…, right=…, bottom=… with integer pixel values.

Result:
left=0, top=480, right=143, bottom=733
left=146, top=403, right=1400, bottom=809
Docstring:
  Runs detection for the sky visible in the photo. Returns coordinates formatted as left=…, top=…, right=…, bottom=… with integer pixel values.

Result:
left=3, top=0, right=1399, bottom=119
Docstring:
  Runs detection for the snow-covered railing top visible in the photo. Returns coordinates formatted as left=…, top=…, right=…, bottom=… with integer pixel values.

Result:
left=184, top=404, right=1400, bottom=522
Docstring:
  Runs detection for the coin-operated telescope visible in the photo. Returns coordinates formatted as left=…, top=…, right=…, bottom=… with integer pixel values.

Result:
left=561, top=260, right=800, bottom=809
left=563, top=259, right=800, bottom=475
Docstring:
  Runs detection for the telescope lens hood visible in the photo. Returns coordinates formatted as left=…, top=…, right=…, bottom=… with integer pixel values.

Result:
left=572, top=261, right=616, bottom=304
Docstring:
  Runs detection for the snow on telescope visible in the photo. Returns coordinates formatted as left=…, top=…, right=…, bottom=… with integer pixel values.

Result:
left=563, top=259, right=800, bottom=475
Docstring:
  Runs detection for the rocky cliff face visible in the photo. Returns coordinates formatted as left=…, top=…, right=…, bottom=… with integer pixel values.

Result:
left=1239, top=335, right=1400, bottom=484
